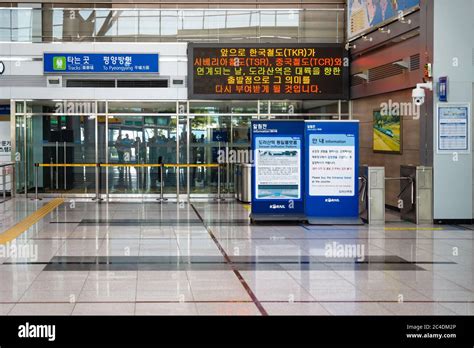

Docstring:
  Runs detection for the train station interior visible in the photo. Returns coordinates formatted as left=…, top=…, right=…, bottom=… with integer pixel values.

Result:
left=0, top=0, right=473, bottom=319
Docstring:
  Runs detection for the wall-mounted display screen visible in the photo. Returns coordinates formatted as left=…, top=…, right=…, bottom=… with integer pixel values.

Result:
left=188, top=43, right=349, bottom=100
left=347, top=0, right=420, bottom=39
left=373, top=109, right=402, bottom=154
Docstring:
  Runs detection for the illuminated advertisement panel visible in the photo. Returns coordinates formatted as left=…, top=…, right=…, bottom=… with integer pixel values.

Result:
left=188, top=43, right=349, bottom=100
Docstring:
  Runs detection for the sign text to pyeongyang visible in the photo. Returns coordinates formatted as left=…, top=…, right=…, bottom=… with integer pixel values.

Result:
left=43, top=53, right=159, bottom=74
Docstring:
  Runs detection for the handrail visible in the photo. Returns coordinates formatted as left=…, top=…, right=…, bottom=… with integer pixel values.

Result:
left=385, top=177, right=413, bottom=181
left=358, top=176, right=367, bottom=203
left=37, top=163, right=220, bottom=168
left=384, top=176, right=414, bottom=205
left=0, top=162, right=15, bottom=168
left=32, top=162, right=223, bottom=202
left=164, top=163, right=219, bottom=168
left=38, top=163, right=97, bottom=167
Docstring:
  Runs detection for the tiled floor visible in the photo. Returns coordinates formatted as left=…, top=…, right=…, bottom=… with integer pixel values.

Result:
left=0, top=198, right=473, bottom=315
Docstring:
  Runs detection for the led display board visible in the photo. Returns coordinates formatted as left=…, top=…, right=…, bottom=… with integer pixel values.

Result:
left=188, top=43, right=349, bottom=100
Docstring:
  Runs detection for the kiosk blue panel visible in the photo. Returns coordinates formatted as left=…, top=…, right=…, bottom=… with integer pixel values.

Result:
left=251, top=120, right=305, bottom=221
left=304, top=121, right=361, bottom=224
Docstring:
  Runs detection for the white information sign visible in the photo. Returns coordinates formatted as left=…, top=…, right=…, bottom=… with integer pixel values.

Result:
left=254, top=136, right=301, bottom=200
left=437, top=103, right=470, bottom=153
left=309, top=133, right=355, bottom=196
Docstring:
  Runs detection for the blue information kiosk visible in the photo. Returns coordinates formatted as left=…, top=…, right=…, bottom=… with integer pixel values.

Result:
left=304, top=120, right=361, bottom=224
left=250, top=120, right=305, bottom=222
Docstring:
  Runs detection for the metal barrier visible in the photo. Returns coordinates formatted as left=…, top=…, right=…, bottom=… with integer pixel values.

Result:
left=158, top=163, right=167, bottom=203
left=0, top=162, right=15, bottom=203
left=165, top=163, right=224, bottom=202
left=362, top=165, right=432, bottom=225
left=359, top=166, right=385, bottom=225
left=33, top=162, right=222, bottom=202
left=359, top=165, right=433, bottom=225
left=399, top=165, right=433, bottom=224
left=35, top=163, right=98, bottom=201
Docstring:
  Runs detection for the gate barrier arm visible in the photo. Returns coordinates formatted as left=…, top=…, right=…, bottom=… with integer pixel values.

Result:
left=385, top=176, right=414, bottom=205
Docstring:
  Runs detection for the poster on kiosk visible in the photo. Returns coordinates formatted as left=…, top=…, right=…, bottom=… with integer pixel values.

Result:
left=250, top=120, right=305, bottom=222
left=305, top=121, right=361, bottom=224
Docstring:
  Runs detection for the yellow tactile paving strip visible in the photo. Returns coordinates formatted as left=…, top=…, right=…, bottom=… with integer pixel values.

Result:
left=0, top=198, right=64, bottom=245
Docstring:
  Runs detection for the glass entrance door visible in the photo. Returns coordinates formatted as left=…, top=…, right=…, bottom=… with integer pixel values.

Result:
left=106, top=114, right=178, bottom=196
left=15, top=100, right=99, bottom=196
left=104, top=101, right=180, bottom=198
left=13, top=99, right=256, bottom=199
left=43, top=114, right=97, bottom=194
left=14, top=111, right=27, bottom=194
left=189, top=114, right=232, bottom=195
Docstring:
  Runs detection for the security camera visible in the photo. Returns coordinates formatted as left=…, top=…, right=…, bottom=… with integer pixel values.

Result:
left=412, top=82, right=433, bottom=106
left=412, top=87, right=425, bottom=106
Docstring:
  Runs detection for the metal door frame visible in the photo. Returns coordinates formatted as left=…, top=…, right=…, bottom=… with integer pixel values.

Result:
left=11, top=99, right=351, bottom=200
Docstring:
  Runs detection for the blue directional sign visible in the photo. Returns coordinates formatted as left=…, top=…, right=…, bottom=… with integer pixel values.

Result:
left=304, top=121, right=360, bottom=224
left=212, top=129, right=228, bottom=142
left=43, top=53, right=159, bottom=74
left=251, top=120, right=305, bottom=221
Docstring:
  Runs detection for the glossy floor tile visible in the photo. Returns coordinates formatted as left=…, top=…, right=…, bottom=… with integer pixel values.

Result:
left=0, top=198, right=473, bottom=316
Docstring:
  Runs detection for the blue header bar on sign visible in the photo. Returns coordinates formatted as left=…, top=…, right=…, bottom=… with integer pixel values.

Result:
left=43, top=53, right=159, bottom=74
left=0, top=105, right=10, bottom=115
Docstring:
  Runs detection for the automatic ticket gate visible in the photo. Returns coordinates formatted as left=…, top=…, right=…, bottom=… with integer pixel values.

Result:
left=399, top=165, right=433, bottom=224
left=359, top=165, right=432, bottom=225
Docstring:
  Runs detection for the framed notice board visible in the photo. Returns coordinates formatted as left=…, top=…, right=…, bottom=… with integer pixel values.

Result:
left=188, top=43, right=349, bottom=100
left=436, top=103, right=470, bottom=154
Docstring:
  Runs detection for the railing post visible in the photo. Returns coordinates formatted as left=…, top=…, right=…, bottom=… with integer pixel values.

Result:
left=2, top=166, right=6, bottom=202
left=157, top=163, right=168, bottom=203
left=11, top=163, right=15, bottom=198
left=94, top=163, right=103, bottom=202
left=63, top=141, right=67, bottom=191
left=50, top=157, right=53, bottom=190
left=55, top=141, right=59, bottom=190
left=32, top=163, right=41, bottom=201
left=214, top=164, right=225, bottom=202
